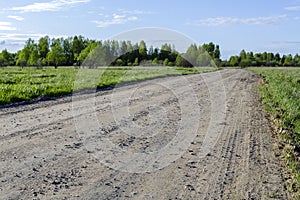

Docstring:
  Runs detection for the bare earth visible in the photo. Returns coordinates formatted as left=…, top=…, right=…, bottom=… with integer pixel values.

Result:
left=0, top=69, right=287, bottom=199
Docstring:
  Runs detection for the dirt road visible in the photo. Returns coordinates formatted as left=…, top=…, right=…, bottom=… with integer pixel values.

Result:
left=0, top=69, right=287, bottom=199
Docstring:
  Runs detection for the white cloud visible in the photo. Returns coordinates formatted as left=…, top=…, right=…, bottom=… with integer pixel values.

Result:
left=128, top=16, right=138, bottom=21
left=7, top=15, right=24, bottom=21
left=113, top=14, right=126, bottom=19
left=93, top=14, right=138, bottom=28
left=9, top=0, right=91, bottom=13
left=0, top=33, right=46, bottom=45
left=285, top=6, right=300, bottom=11
left=117, top=9, right=153, bottom=15
left=190, top=15, right=287, bottom=26
left=0, top=22, right=16, bottom=31
left=0, top=33, right=67, bottom=51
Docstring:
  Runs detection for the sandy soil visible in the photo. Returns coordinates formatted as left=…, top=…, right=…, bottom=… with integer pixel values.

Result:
left=0, top=69, right=287, bottom=199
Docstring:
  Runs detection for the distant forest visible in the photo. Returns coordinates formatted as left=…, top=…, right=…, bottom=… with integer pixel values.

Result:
left=0, top=35, right=299, bottom=68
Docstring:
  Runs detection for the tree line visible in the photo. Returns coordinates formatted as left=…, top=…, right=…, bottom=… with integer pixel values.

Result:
left=0, top=36, right=220, bottom=68
left=0, top=35, right=299, bottom=68
left=223, top=49, right=300, bottom=67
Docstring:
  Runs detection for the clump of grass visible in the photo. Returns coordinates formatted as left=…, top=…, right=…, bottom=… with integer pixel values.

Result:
left=248, top=67, right=300, bottom=199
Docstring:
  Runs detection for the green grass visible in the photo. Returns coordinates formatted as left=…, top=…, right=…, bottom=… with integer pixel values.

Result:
left=0, top=66, right=215, bottom=105
left=248, top=67, right=300, bottom=198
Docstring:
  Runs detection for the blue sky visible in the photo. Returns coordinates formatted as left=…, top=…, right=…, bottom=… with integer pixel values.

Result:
left=0, top=0, right=300, bottom=59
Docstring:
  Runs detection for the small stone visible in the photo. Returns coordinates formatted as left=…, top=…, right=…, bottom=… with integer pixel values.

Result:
left=33, top=168, right=39, bottom=172
left=15, top=174, right=21, bottom=178
left=186, top=184, right=195, bottom=191
left=185, top=173, right=191, bottom=177
left=52, top=180, right=61, bottom=185
left=39, top=189, right=45, bottom=195
left=131, top=191, right=138, bottom=196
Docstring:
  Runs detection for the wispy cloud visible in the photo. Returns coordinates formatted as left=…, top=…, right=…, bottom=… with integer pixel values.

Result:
left=9, top=0, right=91, bottom=13
left=117, top=9, right=153, bottom=15
left=285, top=6, right=300, bottom=11
left=0, top=33, right=66, bottom=49
left=189, top=15, right=287, bottom=26
left=7, top=15, right=24, bottom=21
left=0, top=33, right=46, bottom=46
left=93, top=14, right=138, bottom=28
left=0, top=22, right=16, bottom=31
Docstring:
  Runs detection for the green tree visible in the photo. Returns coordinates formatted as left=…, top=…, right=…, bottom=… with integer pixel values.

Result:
left=16, top=38, right=35, bottom=67
left=185, top=44, right=198, bottom=65
left=275, top=53, right=281, bottom=65
left=138, top=40, right=147, bottom=60
left=254, top=53, right=262, bottom=66
left=28, top=44, right=39, bottom=66
left=152, top=57, right=159, bottom=65
left=120, top=41, right=128, bottom=56
left=38, top=36, right=50, bottom=60
left=63, top=37, right=74, bottom=65
left=159, top=43, right=177, bottom=63
left=175, top=55, right=183, bottom=67
left=175, top=54, right=192, bottom=67
left=47, top=38, right=65, bottom=68
left=239, top=50, right=250, bottom=67
left=214, top=45, right=221, bottom=60
left=77, top=41, right=98, bottom=66
left=240, top=50, right=247, bottom=60
left=161, top=43, right=172, bottom=52
left=240, top=59, right=250, bottom=68
left=163, top=58, right=169, bottom=66
left=16, top=49, right=30, bottom=67
left=202, top=42, right=215, bottom=58
left=283, top=54, right=293, bottom=66
left=229, top=56, right=239, bottom=66
left=133, top=57, right=139, bottom=66
left=82, top=42, right=107, bottom=67
left=0, top=49, right=14, bottom=66
left=197, top=53, right=211, bottom=66
left=111, top=40, right=120, bottom=58
left=294, top=54, right=300, bottom=66
left=148, top=45, right=154, bottom=58
left=72, top=35, right=86, bottom=65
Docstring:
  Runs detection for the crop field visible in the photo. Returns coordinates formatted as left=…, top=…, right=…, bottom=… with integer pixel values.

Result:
left=248, top=67, right=300, bottom=196
left=0, top=66, right=215, bottom=106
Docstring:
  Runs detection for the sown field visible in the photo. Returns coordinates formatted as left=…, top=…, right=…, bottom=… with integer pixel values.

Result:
left=248, top=67, right=300, bottom=197
left=0, top=66, right=214, bottom=106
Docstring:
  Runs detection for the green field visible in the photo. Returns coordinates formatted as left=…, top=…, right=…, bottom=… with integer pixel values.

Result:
left=0, top=66, right=215, bottom=105
left=248, top=67, right=300, bottom=197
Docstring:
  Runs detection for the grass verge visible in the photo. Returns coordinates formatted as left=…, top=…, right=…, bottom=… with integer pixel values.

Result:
left=0, top=66, right=215, bottom=106
left=248, top=67, right=300, bottom=199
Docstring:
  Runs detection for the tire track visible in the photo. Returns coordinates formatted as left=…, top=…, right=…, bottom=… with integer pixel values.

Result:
left=0, top=69, right=288, bottom=199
